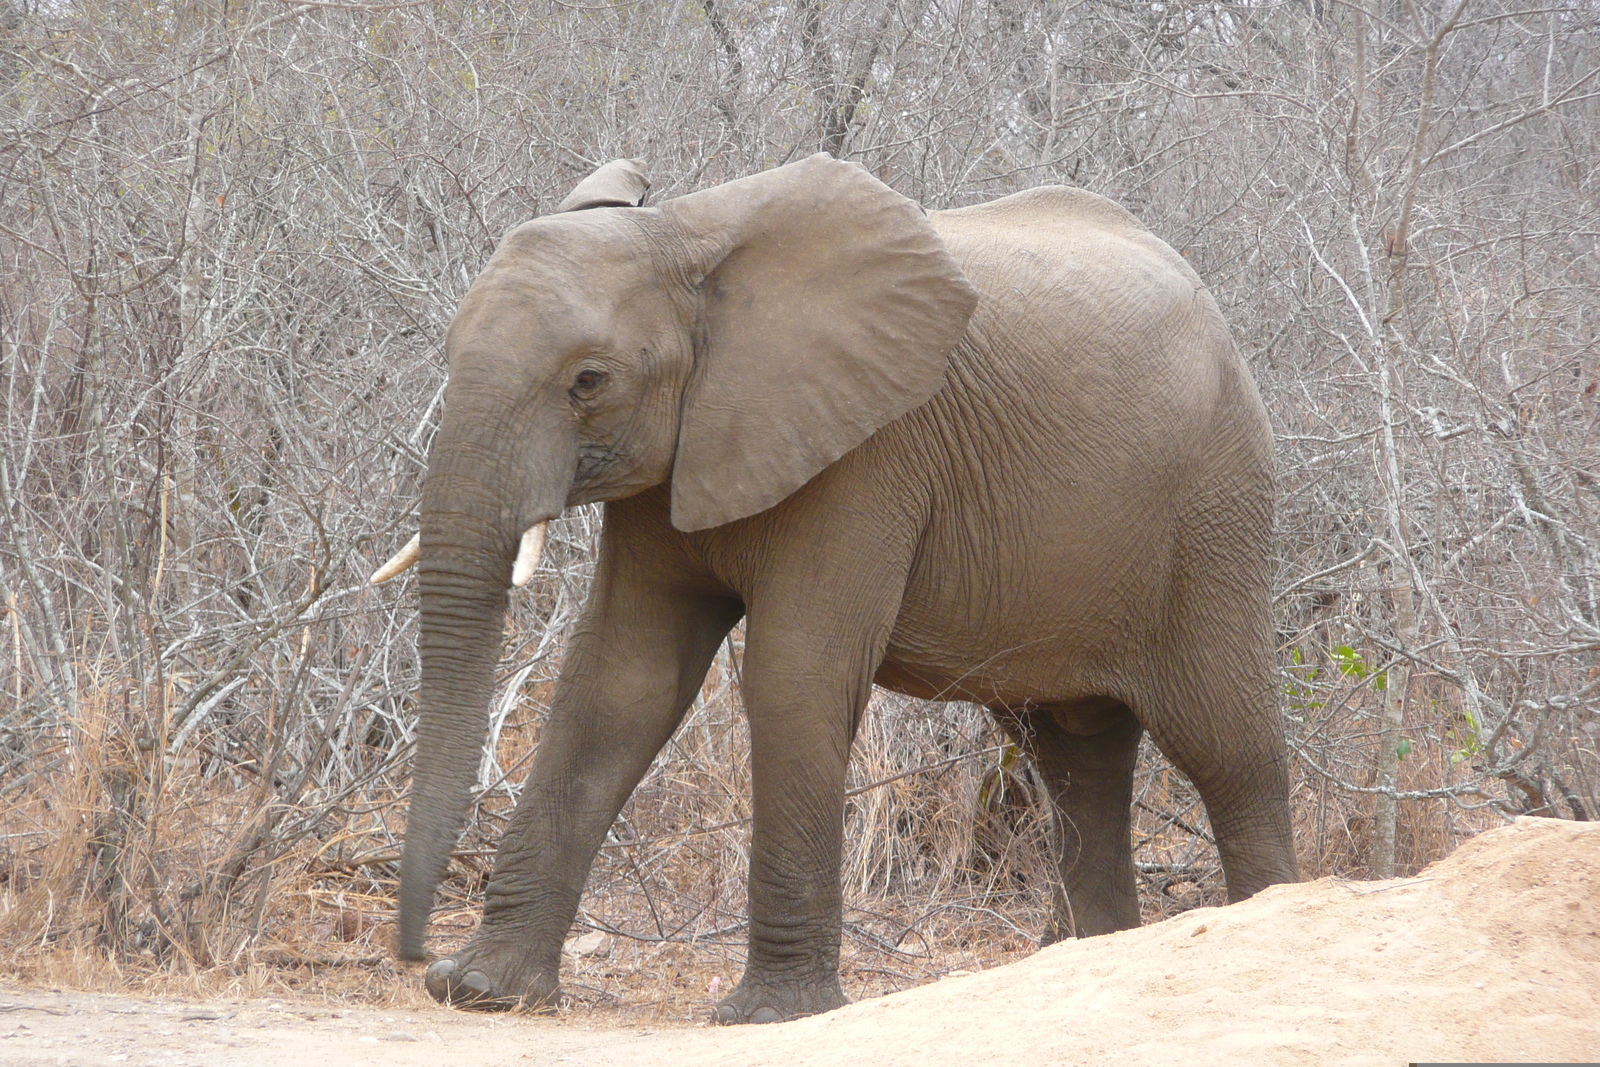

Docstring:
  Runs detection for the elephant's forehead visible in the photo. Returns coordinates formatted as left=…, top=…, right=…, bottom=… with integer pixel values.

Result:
left=460, top=222, right=654, bottom=325
left=447, top=275, right=612, bottom=355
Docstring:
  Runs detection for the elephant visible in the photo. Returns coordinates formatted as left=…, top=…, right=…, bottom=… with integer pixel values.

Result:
left=371, top=153, right=1299, bottom=1023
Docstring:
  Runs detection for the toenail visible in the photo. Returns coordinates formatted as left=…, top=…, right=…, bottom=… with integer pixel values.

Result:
left=462, top=970, right=494, bottom=995
left=749, top=1006, right=783, bottom=1024
left=426, top=959, right=457, bottom=981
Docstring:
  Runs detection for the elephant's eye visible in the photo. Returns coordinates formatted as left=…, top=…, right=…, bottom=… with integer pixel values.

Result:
left=570, top=369, right=606, bottom=397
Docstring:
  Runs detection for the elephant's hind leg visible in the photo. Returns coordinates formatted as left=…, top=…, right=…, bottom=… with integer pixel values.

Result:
left=1138, top=632, right=1299, bottom=903
left=1145, top=447, right=1298, bottom=901
left=1000, top=699, right=1144, bottom=941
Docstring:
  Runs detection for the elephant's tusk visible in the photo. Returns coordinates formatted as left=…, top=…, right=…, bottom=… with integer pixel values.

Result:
left=369, top=533, right=420, bottom=584
left=511, top=521, right=548, bottom=588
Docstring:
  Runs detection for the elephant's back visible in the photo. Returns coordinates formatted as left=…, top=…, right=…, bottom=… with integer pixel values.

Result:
left=922, top=186, right=1256, bottom=495
left=926, top=184, right=1265, bottom=473
left=930, top=185, right=1206, bottom=290
left=930, top=186, right=1220, bottom=377
left=932, top=184, right=1150, bottom=247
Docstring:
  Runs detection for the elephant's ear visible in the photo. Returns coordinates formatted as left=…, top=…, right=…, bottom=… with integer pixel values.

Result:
left=557, top=158, right=650, bottom=212
left=661, top=154, right=978, bottom=532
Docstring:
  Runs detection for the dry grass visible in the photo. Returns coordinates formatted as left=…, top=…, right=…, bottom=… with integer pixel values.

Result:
left=0, top=606, right=1510, bottom=1023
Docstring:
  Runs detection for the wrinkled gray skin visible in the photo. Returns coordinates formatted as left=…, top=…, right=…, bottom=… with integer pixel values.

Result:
left=396, top=154, right=1298, bottom=1023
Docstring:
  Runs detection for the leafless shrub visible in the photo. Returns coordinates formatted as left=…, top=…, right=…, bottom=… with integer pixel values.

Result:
left=0, top=0, right=1595, bottom=1016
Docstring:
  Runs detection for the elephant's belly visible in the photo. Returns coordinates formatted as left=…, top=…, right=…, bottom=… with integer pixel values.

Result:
left=875, top=622, right=1126, bottom=709
left=878, top=534, right=1163, bottom=708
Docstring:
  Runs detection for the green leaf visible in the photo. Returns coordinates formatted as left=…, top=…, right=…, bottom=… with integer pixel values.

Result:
left=1332, top=645, right=1368, bottom=678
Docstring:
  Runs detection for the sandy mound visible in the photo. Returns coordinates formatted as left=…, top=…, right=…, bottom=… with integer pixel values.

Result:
left=678, top=816, right=1600, bottom=1066
left=2, top=817, right=1596, bottom=1066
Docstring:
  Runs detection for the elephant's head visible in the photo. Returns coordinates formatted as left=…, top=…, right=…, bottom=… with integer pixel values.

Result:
left=377, top=154, right=977, bottom=960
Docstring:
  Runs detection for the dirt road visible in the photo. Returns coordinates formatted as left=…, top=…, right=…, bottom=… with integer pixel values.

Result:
left=3, top=817, right=1596, bottom=1067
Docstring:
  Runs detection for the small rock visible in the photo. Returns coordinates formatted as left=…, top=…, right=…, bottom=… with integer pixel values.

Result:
left=383, top=1031, right=420, bottom=1042
left=563, top=932, right=614, bottom=958
left=425, top=1031, right=442, bottom=1043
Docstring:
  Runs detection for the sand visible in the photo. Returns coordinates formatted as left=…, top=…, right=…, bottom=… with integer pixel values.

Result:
left=2, top=816, right=1596, bottom=1066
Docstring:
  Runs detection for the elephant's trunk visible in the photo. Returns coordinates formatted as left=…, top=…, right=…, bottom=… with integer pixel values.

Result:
left=397, top=490, right=509, bottom=959
left=396, top=412, right=570, bottom=961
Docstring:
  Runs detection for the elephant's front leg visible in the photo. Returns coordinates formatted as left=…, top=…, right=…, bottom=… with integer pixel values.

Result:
left=425, top=551, right=739, bottom=1010
left=711, top=598, right=894, bottom=1025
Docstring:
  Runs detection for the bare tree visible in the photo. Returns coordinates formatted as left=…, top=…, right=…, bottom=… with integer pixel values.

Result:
left=0, top=0, right=1594, bottom=1008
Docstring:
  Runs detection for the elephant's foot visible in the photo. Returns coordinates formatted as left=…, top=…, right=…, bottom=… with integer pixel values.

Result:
left=710, top=974, right=847, bottom=1025
left=423, top=941, right=558, bottom=1013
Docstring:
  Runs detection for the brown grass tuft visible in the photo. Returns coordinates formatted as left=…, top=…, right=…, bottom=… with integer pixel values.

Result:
left=0, top=613, right=1512, bottom=1021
